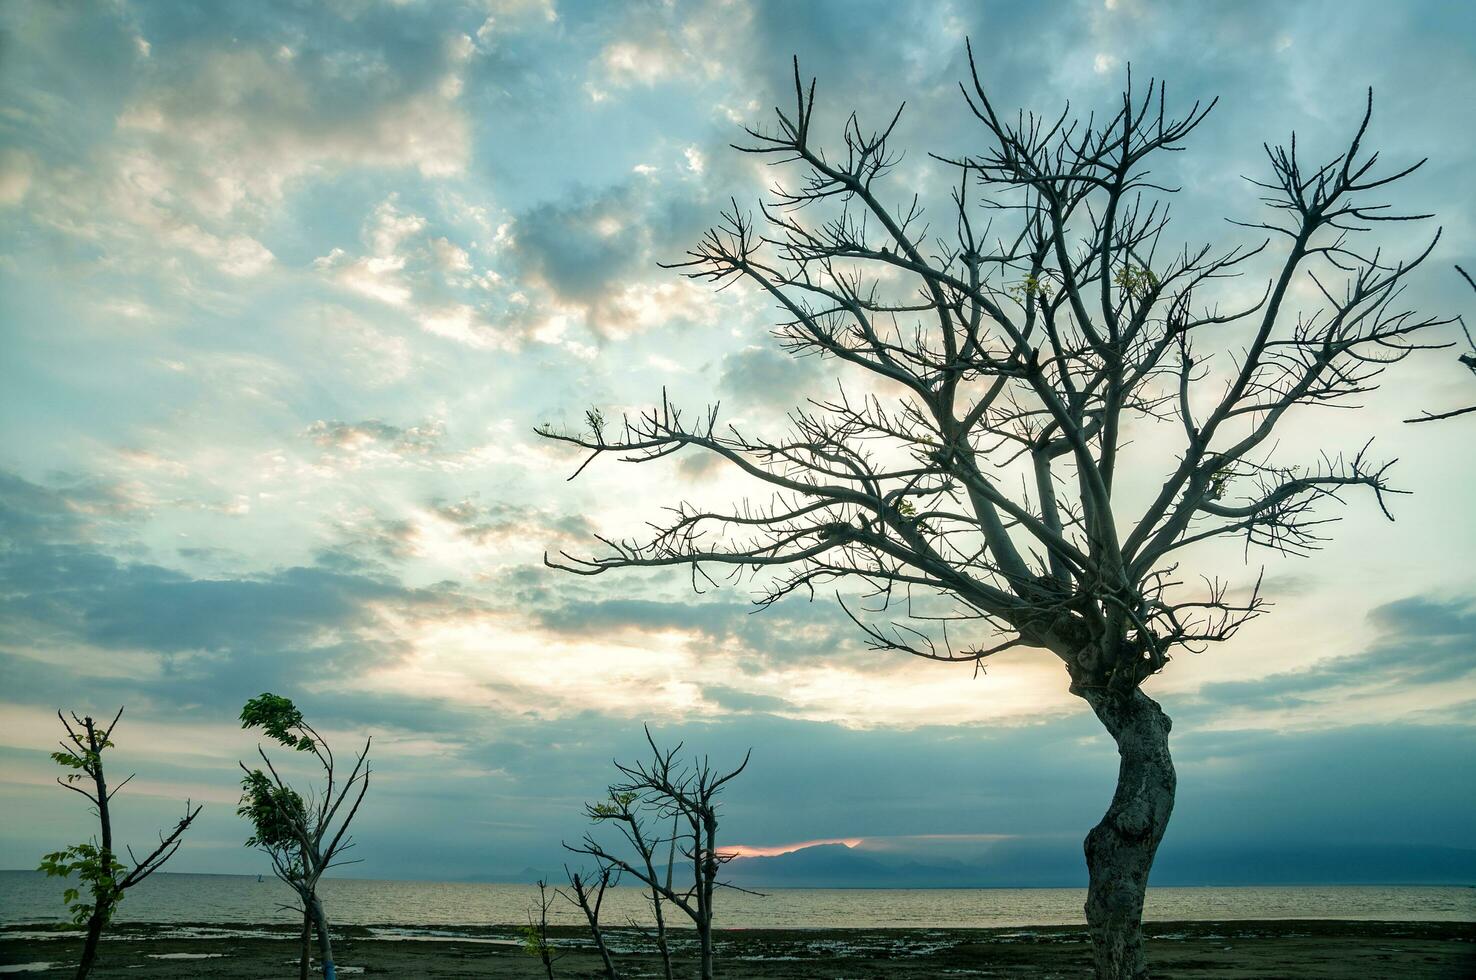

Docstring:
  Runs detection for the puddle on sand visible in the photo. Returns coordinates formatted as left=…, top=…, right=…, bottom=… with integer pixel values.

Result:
left=366, top=927, right=519, bottom=946
left=146, top=953, right=228, bottom=960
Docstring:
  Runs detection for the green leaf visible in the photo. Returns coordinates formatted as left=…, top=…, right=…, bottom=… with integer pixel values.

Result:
left=37, top=840, right=124, bottom=923
left=238, top=768, right=307, bottom=852
left=240, top=693, right=306, bottom=749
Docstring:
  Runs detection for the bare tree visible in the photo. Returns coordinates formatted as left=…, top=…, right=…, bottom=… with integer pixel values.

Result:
left=239, top=693, right=371, bottom=980
left=567, top=730, right=752, bottom=980
left=564, top=863, right=622, bottom=979
left=1405, top=265, right=1476, bottom=423
left=571, top=788, right=677, bottom=980
left=39, top=707, right=202, bottom=980
left=537, top=49, right=1452, bottom=980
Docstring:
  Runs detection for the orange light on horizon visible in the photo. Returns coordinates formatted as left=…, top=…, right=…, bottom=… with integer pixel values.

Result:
left=721, top=837, right=865, bottom=859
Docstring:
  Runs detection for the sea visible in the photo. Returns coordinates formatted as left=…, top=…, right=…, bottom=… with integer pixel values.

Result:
left=1, top=872, right=1471, bottom=929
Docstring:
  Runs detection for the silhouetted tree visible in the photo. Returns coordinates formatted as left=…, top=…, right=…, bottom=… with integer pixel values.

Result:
left=239, top=693, right=370, bottom=980
left=567, top=730, right=752, bottom=980
left=1406, top=266, right=1476, bottom=423
left=538, top=49, right=1452, bottom=980
left=40, top=707, right=201, bottom=980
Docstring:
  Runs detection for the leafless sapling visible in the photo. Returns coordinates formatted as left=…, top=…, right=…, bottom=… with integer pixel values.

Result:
left=537, top=48, right=1454, bottom=980
left=39, top=707, right=202, bottom=980
left=575, top=789, right=676, bottom=980
left=567, top=730, right=752, bottom=980
left=564, top=862, right=622, bottom=980
left=239, top=693, right=371, bottom=980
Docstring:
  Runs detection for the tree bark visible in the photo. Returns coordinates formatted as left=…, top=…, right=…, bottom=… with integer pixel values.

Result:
left=308, top=893, right=336, bottom=980
left=698, top=923, right=714, bottom=980
left=299, top=907, right=311, bottom=980
left=1080, top=687, right=1176, bottom=980
left=74, top=909, right=105, bottom=980
left=572, top=876, right=619, bottom=980
left=588, top=919, right=618, bottom=980
left=645, top=887, right=673, bottom=980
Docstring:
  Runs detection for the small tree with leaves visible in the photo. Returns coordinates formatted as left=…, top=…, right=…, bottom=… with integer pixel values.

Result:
left=238, top=768, right=314, bottom=980
left=239, top=693, right=371, bottom=980
left=567, top=730, right=752, bottom=980
left=538, top=48, right=1456, bottom=980
left=520, top=879, right=560, bottom=980
left=40, top=707, right=201, bottom=980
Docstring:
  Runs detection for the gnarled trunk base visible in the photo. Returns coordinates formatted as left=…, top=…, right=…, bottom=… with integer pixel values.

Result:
left=1081, top=688, right=1176, bottom=980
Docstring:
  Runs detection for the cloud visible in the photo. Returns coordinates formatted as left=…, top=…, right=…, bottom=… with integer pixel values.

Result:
left=307, top=305, right=419, bottom=386
left=6, top=4, right=476, bottom=280
left=315, top=197, right=429, bottom=306
left=0, top=472, right=475, bottom=713
left=532, top=594, right=863, bottom=668
left=314, top=195, right=538, bottom=352
left=306, top=418, right=447, bottom=461
left=0, top=149, right=36, bottom=206
left=113, top=30, right=474, bottom=190
left=1181, top=594, right=1476, bottom=727
left=580, top=1, right=750, bottom=102
left=2, top=461, right=1474, bottom=884
left=2, top=0, right=1474, bottom=888
left=429, top=495, right=594, bottom=548
left=330, top=511, right=423, bottom=563
left=718, top=345, right=820, bottom=410
left=0, top=471, right=152, bottom=549
left=510, top=173, right=722, bottom=338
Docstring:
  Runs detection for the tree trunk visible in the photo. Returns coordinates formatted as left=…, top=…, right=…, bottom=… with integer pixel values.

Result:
left=698, top=924, right=714, bottom=980
left=74, top=908, right=105, bottom=980
left=299, top=907, right=311, bottom=980
left=308, top=893, right=336, bottom=980
left=587, top=920, right=619, bottom=979
left=1080, top=687, right=1176, bottom=980
left=76, top=716, right=112, bottom=980
left=647, top=886, right=673, bottom=980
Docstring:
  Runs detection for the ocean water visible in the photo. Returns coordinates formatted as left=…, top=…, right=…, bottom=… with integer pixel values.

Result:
left=1, top=872, right=1471, bottom=929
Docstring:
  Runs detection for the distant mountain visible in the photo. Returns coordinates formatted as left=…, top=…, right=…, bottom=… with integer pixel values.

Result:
left=721, top=841, right=1476, bottom=889
left=1153, top=843, right=1476, bottom=887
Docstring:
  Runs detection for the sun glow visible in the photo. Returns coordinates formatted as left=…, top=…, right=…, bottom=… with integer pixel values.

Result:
left=722, top=838, right=864, bottom=859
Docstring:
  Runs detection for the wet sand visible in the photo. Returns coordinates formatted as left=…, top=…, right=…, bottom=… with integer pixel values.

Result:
left=2, top=919, right=1473, bottom=977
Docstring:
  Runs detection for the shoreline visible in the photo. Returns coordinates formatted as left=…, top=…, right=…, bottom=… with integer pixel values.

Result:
left=4, top=919, right=1474, bottom=978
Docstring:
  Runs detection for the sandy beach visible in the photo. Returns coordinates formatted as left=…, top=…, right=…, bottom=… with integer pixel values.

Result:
left=3, top=919, right=1473, bottom=978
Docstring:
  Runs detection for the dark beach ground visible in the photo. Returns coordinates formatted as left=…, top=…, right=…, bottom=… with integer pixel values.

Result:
left=3, top=920, right=1474, bottom=978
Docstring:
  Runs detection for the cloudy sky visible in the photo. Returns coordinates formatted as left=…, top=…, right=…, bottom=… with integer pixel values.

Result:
left=2, top=0, right=1474, bottom=885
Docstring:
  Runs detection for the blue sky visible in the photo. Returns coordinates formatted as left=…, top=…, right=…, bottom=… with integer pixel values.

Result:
left=1, top=0, right=1474, bottom=884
